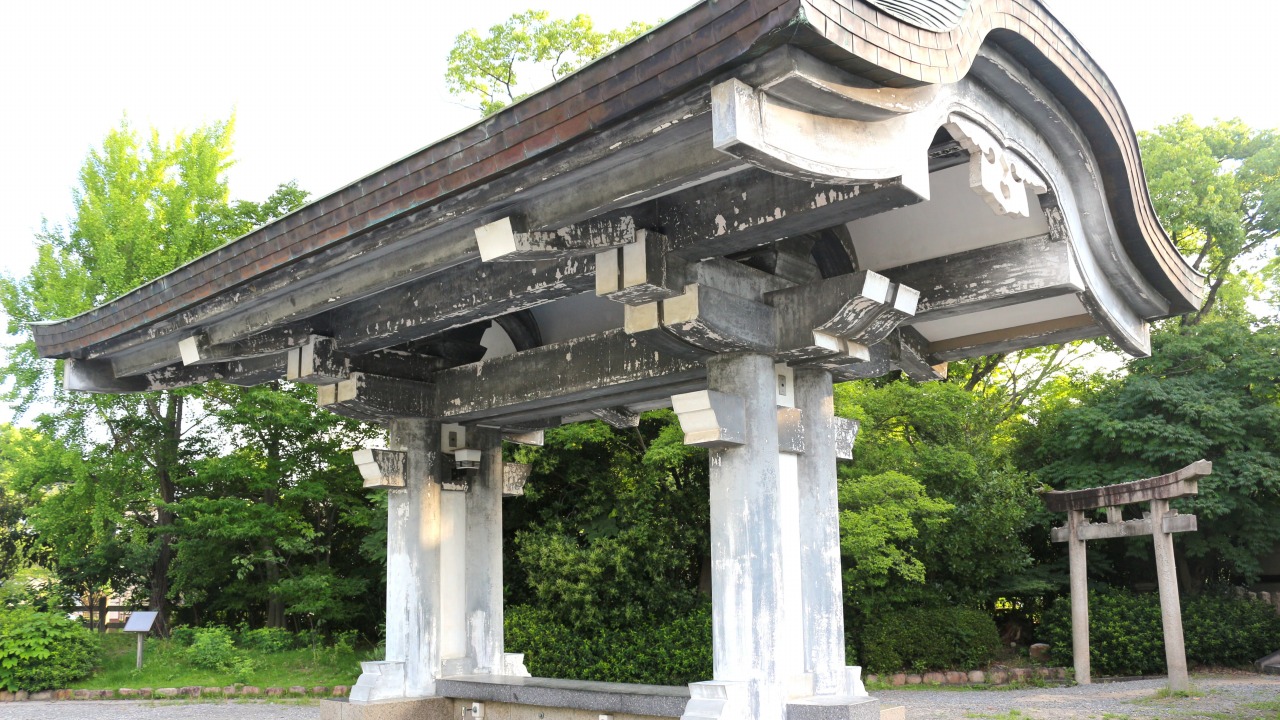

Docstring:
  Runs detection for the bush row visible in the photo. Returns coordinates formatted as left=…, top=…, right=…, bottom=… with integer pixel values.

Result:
left=856, top=606, right=1002, bottom=674
left=505, top=604, right=711, bottom=685
left=1041, top=588, right=1280, bottom=676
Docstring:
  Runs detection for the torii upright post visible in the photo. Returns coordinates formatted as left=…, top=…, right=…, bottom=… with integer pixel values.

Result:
left=1045, top=461, right=1211, bottom=693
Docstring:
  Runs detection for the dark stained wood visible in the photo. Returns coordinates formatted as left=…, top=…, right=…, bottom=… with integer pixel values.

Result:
left=1043, top=461, right=1211, bottom=513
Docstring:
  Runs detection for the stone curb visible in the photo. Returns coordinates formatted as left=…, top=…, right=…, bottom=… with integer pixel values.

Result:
left=865, top=666, right=1070, bottom=687
left=0, top=684, right=350, bottom=701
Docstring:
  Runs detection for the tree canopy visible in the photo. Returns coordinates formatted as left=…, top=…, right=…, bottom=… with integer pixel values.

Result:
left=446, top=10, right=651, bottom=115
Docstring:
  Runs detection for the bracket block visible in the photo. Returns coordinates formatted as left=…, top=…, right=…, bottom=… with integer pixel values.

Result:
left=353, top=448, right=408, bottom=489
left=671, top=390, right=747, bottom=448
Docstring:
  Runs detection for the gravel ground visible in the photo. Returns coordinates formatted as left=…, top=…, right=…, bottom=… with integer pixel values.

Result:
left=1, top=676, right=1276, bottom=720
left=877, top=674, right=1280, bottom=719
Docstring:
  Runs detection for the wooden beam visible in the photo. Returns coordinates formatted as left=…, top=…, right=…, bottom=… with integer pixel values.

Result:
left=1043, top=461, right=1211, bottom=512
left=589, top=407, right=641, bottom=428
left=1050, top=512, right=1198, bottom=542
left=317, top=373, right=435, bottom=423
left=476, top=214, right=637, bottom=262
left=656, top=168, right=922, bottom=262
left=433, top=329, right=703, bottom=424
left=883, top=234, right=1084, bottom=324
left=180, top=323, right=314, bottom=365
left=286, top=336, right=349, bottom=385
left=595, top=230, right=685, bottom=305
left=327, top=255, right=592, bottom=354
left=766, top=271, right=892, bottom=362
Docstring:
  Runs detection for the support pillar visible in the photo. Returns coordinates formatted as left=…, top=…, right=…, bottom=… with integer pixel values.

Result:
left=352, top=418, right=443, bottom=702
left=1067, top=508, right=1090, bottom=685
left=464, top=428, right=505, bottom=674
left=693, top=353, right=790, bottom=720
left=794, top=368, right=859, bottom=697
left=1150, top=498, right=1189, bottom=692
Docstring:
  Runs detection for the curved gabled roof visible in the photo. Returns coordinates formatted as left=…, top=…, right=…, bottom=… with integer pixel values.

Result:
left=33, top=0, right=1201, bottom=361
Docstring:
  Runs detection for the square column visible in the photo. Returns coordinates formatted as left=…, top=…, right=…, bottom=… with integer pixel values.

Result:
left=463, top=428, right=505, bottom=674
left=1150, top=498, right=1189, bottom=692
left=352, top=418, right=444, bottom=702
left=793, top=369, right=861, bottom=697
left=681, top=353, right=794, bottom=720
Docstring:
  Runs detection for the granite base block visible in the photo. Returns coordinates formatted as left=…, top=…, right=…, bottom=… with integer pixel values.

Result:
left=319, top=697, right=453, bottom=720
left=786, top=696, right=880, bottom=720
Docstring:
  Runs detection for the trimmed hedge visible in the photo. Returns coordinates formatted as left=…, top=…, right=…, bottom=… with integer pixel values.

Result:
left=858, top=606, right=1001, bottom=674
left=505, top=604, right=711, bottom=685
left=0, top=606, right=101, bottom=692
left=1041, top=588, right=1280, bottom=676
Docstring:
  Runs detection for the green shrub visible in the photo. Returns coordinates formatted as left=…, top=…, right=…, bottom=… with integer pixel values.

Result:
left=169, top=625, right=197, bottom=647
left=237, top=626, right=298, bottom=653
left=505, top=604, right=711, bottom=685
left=0, top=606, right=101, bottom=692
left=185, top=626, right=255, bottom=679
left=1042, top=588, right=1280, bottom=676
left=858, top=606, right=1001, bottom=674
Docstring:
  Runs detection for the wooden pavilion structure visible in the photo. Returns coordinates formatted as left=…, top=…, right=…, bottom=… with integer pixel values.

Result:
left=35, top=1, right=1203, bottom=719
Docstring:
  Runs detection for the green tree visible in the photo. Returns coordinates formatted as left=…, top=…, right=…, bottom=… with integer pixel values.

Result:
left=506, top=411, right=709, bottom=629
left=168, top=381, right=379, bottom=631
left=835, top=380, right=1044, bottom=610
left=0, top=119, right=311, bottom=632
left=1021, top=318, right=1280, bottom=590
left=1139, top=117, right=1280, bottom=323
left=446, top=10, right=651, bottom=115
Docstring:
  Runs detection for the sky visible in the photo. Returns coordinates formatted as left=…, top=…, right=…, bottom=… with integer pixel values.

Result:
left=0, top=0, right=1276, bottom=406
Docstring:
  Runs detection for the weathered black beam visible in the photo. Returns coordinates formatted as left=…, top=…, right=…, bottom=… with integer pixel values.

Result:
left=180, top=323, right=314, bottom=365
left=317, top=373, right=435, bottom=422
left=476, top=214, right=636, bottom=261
left=433, top=329, right=703, bottom=424
left=766, top=271, right=892, bottom=362
left=656, top=169, right=922, bottom=261
left=883, top=234, right=1084, bottom=325
left=327, top=256, right=592, bottom=354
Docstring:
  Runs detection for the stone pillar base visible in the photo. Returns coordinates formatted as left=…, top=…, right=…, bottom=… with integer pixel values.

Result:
left=349, top=661, right=406, bottom=703
left=786, top=697, right=881, bottom=720
left=320, top=697, right=452, bottom=720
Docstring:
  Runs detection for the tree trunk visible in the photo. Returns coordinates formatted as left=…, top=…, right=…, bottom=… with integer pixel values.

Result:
left=264, top=401, right=286, bottom=628
left=150, top=392, right=182, bottom=636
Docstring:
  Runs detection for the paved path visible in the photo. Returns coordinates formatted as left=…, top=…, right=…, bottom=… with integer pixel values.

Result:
left=877, top=674, right=1280, bottom=719
left=0, top=699, right=319, bottom=719
left=2, top=675, right=1277, bottom=719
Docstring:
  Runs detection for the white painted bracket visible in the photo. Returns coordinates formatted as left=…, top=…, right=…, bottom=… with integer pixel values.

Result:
left=286, top=336, right=348, bottom=385
left=349, top=660, right=406, bottom=703
left=681, top=680, right=753, bottom=720
left=503, top=463, right=532, bottom=497
left=502, top=653, right=531, bottom=677
left=777, top=407, right=805, bottom=455
left=353, top=448, right=408, bottom=490
left=595, top=229, right=683, bottom=305
left=502, top=429, right=544, bottom=446
left=946, top=114, right=1048, bottom=218
left=844, top=666, right=868, bottom=697
left=671, top=390, right=747, bottom=448
left=834, top=417, right=860, bottom=460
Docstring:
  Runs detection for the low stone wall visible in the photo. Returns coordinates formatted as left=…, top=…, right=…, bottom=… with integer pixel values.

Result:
left=0, top=684, right=351, bottom=702
left=866, top=667, right=1070, bottom=687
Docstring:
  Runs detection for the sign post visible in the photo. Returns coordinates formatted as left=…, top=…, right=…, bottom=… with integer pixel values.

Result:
left=122, top=611, right=160, bottom=670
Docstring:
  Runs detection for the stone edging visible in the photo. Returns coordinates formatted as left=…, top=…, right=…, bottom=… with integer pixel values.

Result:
left=0, top=684, right=351, bottom=702
left=866, top=667, right=1070, bottom=686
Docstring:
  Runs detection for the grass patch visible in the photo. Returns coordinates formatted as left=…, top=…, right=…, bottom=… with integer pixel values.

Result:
left=68, top=633, right=366, bottom=691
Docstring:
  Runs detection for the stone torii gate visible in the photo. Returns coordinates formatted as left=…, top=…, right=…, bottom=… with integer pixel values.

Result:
left=1044, top=461, right=1211, bottom=692
left=33, top=1, right=1204, bottom=719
